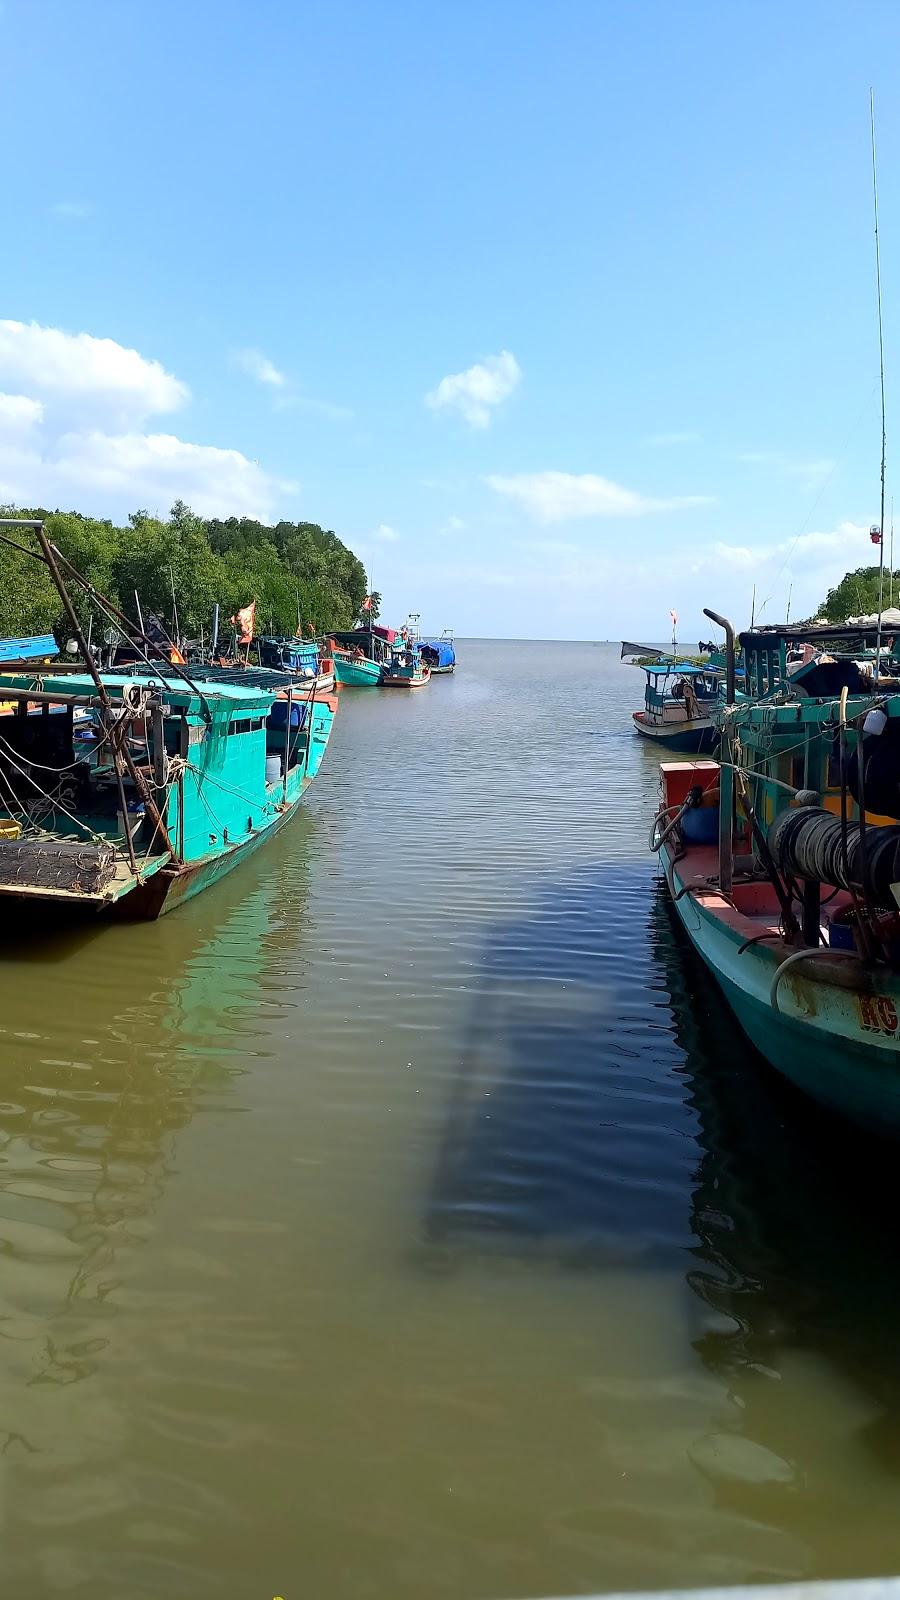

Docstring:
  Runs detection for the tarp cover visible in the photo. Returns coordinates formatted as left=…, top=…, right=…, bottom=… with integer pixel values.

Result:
left=0, top=634, right=57, bottom=663
left=420, top=639, right=456, bottom=668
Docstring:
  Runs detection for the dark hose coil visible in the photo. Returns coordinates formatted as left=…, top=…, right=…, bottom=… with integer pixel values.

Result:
left=768, top=805, right=900, bottom=900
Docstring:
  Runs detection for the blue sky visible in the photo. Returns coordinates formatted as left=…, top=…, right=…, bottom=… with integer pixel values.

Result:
left=2, top=0, right=900, bottom=639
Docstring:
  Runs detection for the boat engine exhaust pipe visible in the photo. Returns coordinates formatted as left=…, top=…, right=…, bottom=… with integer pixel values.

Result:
left=703, top=608, right=737, bottom=898
left=703, top=608, right=736, bottom=704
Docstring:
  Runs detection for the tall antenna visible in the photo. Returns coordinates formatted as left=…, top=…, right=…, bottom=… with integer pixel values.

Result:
left=872, top=88, right=888, bottom=673
left=883, top=489, right=890, bottom=608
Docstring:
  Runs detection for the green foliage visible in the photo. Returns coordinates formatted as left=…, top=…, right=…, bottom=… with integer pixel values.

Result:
left=0, top=504, right=367, bottom=642
left=816, top=566, right=900, bottom=622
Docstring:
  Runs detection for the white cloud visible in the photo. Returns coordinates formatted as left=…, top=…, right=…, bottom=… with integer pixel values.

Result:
left=0, top=393, right=43, bottom=432
left=48, top=201, right=93, bottom=221
left=0, top=319, right=187, bottom=425
left=233, top=347, right=287, bottom=388
left=374, top=522, right=400, bottom=542
left=0, top=321, right=291, bottom=520
left=426, top=350, right=521, bottom=428
left=486, top=470, right=712, bottom=522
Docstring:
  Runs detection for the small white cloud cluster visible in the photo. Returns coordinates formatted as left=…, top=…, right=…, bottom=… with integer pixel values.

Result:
left=487, top=469, right=711, bottom=522
left=0, top=319, right=291, bottom=519
left=426, top=350, right=521, bottom=429
left=232, top=347, right=287, bottom=388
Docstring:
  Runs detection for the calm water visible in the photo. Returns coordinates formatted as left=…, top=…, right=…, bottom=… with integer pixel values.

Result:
left=4, top=639, right=900, bottom=1598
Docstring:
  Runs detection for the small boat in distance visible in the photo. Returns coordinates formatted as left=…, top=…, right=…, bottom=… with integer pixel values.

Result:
left=381, top=643, right=431, bottom=687
left=419, top=631, right=456, bottom=674
left=628, top=654, right=721, bottom=753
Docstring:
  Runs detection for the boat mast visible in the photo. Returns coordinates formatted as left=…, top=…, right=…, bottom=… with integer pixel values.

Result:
left=871, top=88, right=888, bottom=675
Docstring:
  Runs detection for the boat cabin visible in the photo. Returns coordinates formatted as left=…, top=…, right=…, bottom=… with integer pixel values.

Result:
left=640, top=661, right=722, bottom=722
left=0, top=670, right=333, bottom=905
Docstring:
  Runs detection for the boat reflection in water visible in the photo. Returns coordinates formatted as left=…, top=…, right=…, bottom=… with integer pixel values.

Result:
left=426, top=865, right=900, bottom=1573
left=0, top=837, right=312, bottom=1587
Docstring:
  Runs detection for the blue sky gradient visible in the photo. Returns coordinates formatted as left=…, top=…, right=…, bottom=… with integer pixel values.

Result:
left=2, top=0, right=900, bottom=638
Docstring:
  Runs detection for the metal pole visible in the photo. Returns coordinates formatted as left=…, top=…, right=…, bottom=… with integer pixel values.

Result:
left=211, top=603, right=220, bottom=657
left=169, top=565, right=180, bottom=648
left=871, top=89, right=887, bottom=677
left=134, top=589, right=145, bottom=637
left=703, top=608, right=736, bottom=897
left=32, top=525, right=174, bottom=864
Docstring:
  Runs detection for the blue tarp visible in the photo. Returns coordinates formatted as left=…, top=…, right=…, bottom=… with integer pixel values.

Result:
left=0, top=634, right=57, bottom=664
left=420, top=638, right=456, bottom=669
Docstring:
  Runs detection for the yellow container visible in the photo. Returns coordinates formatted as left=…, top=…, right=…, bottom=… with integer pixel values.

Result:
left=0, top=820, right=22, bottom=840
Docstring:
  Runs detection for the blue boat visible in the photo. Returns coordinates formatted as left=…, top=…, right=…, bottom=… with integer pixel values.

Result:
left=419, top=632, right=456, bottom=674
left=0, top=668, right=338, bottom=919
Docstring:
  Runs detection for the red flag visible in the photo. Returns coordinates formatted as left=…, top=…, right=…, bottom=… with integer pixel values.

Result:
left=870, top=524, right=883, bottom=545
left=361, top=595, right=373, bottom=612
left=306, top=622, right=316, bottom=635
left=230, top=601, right=256, bottom=644
left=670, top=609, right=678, bottom=627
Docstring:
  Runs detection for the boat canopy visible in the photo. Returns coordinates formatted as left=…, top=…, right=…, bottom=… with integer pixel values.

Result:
left=640, top=660, right=719, bottom=677
left=257, top=636, right=319, bottom=672
left=419, top=638, right=456, bottom=668
left=0, top=633, right=57, bottom=664
left=330, top=626, right=400, bottom=647
left=0, top=670, right=280, bottom=714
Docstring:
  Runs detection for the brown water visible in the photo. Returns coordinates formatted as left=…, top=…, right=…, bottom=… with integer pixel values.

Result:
left=3, top=639, right=900, bottom=1598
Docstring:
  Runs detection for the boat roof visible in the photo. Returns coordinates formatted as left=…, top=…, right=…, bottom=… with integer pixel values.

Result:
left=0, top=670, right=280, bottom=709
left=0, top=633, right=57, bottom=663
left=740, top=620, right=892, bottom=649
left=640, top=660, right=718, bottom=676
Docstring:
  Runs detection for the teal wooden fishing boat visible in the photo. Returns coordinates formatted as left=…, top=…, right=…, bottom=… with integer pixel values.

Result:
left=331, top=652, right=383, bottom=687
left=653, top=610, right=900, bottom=1137
left=629, top=656, right=721, bottom=753
left=0, top=518, right=340, bottom=922
left=327, top=626, right=400, bottom=686
left=0, top=670, right=337, bottom=919
left=381, top=644, right=430, bottom=687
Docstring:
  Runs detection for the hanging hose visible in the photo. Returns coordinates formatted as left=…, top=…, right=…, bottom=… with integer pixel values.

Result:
left=770, top=945, right=864, bottom=1013
left=649, top=790, right=701, bottom=853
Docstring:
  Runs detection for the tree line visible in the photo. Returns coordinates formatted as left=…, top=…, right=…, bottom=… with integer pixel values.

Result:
left=0, top=501, right=369, bottom=643
left=816, top=565, right=900, bottom=622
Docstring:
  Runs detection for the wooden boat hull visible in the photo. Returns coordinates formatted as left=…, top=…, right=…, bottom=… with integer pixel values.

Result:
left=381, top=668, right=431, bottom=688
left=632, top=710, right=717, bottom=753
left=116, top=793, right=307, bottom=918
left=0, top=694, right=338, bottom=924
left=333, top=655, right=382, bottom=687
left=428, top=664, right=455, bottom=674
left=666, top=845, right=900, bottom=1136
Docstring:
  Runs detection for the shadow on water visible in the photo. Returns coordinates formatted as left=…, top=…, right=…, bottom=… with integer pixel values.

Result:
left=425, top=860, right=698, bottom=1267
left=427, top=857, right=900, bottom=1479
